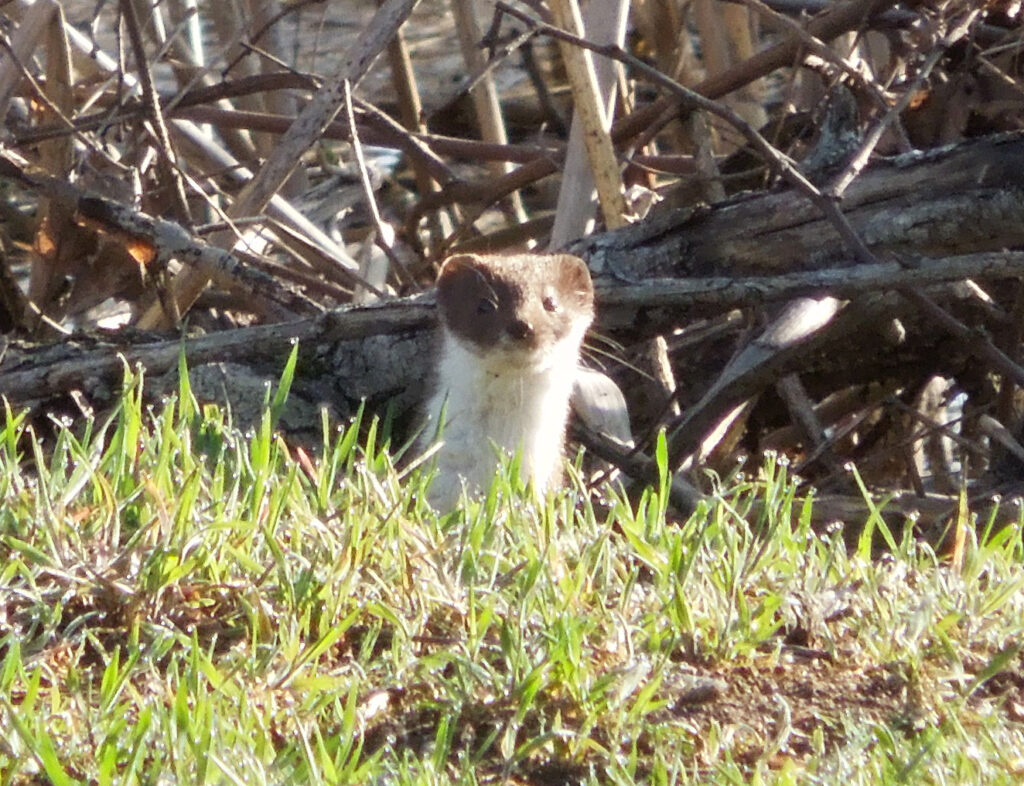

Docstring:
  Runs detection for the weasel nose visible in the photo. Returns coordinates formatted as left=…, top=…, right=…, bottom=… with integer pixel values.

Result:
left=508, top=318, right=534, bottom=340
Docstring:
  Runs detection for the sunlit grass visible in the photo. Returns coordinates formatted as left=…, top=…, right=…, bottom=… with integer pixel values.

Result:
left=1, top=357, right=1023, bottom=784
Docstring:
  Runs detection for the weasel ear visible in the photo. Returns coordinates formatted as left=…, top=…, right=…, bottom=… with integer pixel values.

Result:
left=436, top=254, right=488, bottom=319
left=437, top=254, right=485, bottom=284
left=552, top=254, right=594, bottom=309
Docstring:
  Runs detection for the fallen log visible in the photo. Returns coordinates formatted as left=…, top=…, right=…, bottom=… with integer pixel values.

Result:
left=576, top=131, right=1024, bottom=285
left=2, top=132, right=1023, bottom=458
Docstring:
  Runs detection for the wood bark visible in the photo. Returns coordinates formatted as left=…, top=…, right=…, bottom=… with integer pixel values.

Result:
left=2, top=132, right=1023, bottom=429
left=574, top=132, right=1024, bottom=282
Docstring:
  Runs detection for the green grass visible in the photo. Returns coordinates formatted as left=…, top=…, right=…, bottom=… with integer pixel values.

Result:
left=1, top=361, right=1023, bottom=784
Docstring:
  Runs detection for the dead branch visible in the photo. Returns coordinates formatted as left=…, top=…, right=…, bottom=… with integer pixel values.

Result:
left=0, top=151, right=320, bottom=319
left=574, top=133, right=1024, bottom=281
left=135, top=0, right=424, bottom=329
left=2, top=132, right=1022, bottom=408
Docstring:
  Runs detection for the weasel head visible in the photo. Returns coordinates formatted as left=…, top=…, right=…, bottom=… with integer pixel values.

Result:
left=436, top=253, right=595, bottom=371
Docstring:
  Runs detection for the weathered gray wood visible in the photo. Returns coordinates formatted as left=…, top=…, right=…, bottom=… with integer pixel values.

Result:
left=596, top=250, right=1024, bottom=329
left=576, top=132, right=1024, bottom=281
left=0, top=299, right=434, bottom=417
left=3, top=132, right=1023, bottom=421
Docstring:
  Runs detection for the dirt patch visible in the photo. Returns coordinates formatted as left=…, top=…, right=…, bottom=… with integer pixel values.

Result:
left=655, top=652, right=922, bottom=764
left=355, top=644, right=932, bottom=783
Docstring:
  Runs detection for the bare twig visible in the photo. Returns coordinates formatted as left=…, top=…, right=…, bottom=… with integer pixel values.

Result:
left=607, top=0, right=892, bottom=149
left=138, top=0, right=423, bottom=328
left=898, top=287, right=1024, bottom=389
left=450, top=0, right=528, bottom=225
left=120, top=0, right=192, bottom=225
left=342, top=79, right=413, bottom=288
left=828, top=9, right=983, bottom=199
left=0, top=0, right=57, bottom=118
left=381, top=0, right=453, bottom=249
left=0, top=151, right=319, bottom=320
left=777, top=374, right=840, bottom=465
left=571, top=421, right=704, bottom=516
left=737, top=0, right=894, bottom=118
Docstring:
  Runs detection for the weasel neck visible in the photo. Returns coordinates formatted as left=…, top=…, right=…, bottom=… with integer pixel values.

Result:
left=424, top=329, right=583, bottom=507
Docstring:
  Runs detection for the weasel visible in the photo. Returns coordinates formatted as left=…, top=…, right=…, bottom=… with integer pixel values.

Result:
left=421, top=253, right=595, bottom=509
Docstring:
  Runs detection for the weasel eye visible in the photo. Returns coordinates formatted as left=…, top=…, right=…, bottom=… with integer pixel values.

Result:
left=542, top=295, right=559, bottom=312
left=477, top=298, right=498, bottom=315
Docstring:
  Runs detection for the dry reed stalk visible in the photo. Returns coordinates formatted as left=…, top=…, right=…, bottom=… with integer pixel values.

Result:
left=450, top=0, right=528, bottom=226
left=548, top=0, right=628, bottom=233
left=137, top=0, right=422, bottom=329
left=26, top=2, right=75, bottom=325
left=382, top=0, right=453, bottom=251
left=121, top=0, right=193, bottom=226
left=0, top=0, right=57, bottom=123
left=254, top=0, right=310, bottom=197
left=692, top=0, right=766, bottom=150
left=549, top=0, right=630, bottom=247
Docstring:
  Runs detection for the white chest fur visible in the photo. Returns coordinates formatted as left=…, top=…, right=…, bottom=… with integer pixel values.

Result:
left=418, top=252, right=594, bottom=510
left=423, top=326, right=585, bottom=509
